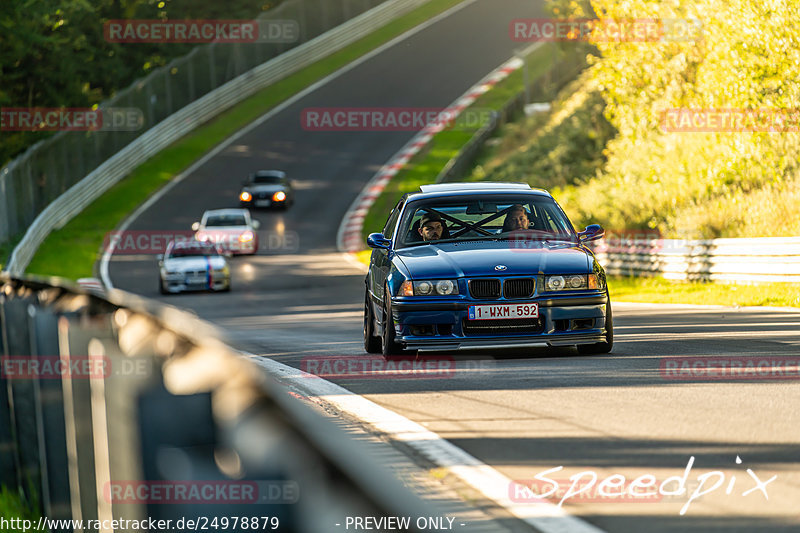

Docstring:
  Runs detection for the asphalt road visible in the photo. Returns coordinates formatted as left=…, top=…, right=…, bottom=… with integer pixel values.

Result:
left=106, top=1, right=800, bottom=531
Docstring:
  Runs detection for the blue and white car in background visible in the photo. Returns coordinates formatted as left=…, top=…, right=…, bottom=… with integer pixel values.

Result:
left=158, top=240, right=231, bottom=294
left=363, top=183, right=612, bottom=356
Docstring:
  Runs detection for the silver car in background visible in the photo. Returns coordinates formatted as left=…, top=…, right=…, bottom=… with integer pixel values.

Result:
left=192, top=208, right=260, bottom=255
left=158, top=240, right=231, bottom=294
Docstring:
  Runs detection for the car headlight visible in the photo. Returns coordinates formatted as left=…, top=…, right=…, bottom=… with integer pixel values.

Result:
left=240, top=191, right=252, bottom=202
left=272, top=191, right=286, bottom=202
left=239, top=231, right=254, bottom=243
left=400, top=280, right=460, bottom=296
left=545, top=274, right=602, bottom=291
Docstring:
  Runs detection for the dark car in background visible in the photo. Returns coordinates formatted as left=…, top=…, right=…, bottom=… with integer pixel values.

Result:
left=239, top=170, right=295, bottom=209
left=363, top=182, right=612, bottom=357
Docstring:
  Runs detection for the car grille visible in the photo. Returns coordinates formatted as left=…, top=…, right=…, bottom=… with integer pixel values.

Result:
left=256, top=192, right=271, bottom=199
left=462, top=317, right=544, bottom=335
left=503, top=278, right=535, bottom=299
left=469, top=279, right=501, bottom=299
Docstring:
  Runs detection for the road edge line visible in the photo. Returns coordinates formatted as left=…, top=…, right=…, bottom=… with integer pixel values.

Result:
left=249, top=353, right=607, bottom=533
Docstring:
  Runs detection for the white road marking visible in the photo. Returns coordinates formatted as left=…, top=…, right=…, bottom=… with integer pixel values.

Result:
left=250, top=353, right=607, bottom=533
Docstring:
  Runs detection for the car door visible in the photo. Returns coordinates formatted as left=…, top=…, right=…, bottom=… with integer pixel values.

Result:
left=370, top=199, right=404, bottom=308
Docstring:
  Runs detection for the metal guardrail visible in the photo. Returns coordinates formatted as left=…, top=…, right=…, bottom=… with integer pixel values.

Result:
left=0, top=274, right=437, bottom=530
left=4, top=0, right=433, bottom=275
left=592, top=236, right=800, bottom=283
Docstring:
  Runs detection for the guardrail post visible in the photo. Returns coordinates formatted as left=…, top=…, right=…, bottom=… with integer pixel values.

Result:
left=2, top=294, right=42, bottom=502
left=0, top=292, right=19, bottom=487
left=28, top=305, right=72, bottom=521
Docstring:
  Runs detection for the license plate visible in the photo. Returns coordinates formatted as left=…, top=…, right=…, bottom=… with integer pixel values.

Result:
left=468, top=302, right=539, bottom=320
left=185, top=276, right=207, bottom=285
left=255, top=200, right=271, bottom=207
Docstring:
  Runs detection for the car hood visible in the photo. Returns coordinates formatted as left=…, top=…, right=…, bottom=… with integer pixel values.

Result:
left=163, top=256, right=226, bottom=271
left=395, top=240, right=591, bottom=278
left=197, top=226, right=251, bottom=234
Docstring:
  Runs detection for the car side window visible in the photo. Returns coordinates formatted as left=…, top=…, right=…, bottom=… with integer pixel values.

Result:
left=382, top=200, right=404, bottom=239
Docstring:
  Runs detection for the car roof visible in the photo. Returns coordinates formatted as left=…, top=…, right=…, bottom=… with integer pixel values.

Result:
left=202, top=208, right=250, bottom=217
left=170, top=240, right=215, bottom=250
left=410, top=182, right=551, bottom=200
left=252, top=170, right=286, bottom=178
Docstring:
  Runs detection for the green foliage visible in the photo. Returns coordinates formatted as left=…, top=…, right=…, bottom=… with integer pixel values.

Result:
left=0, top=0, right=279, bottom=166
left=570, top=0, right=800, bottom=237
left=482, top=0, right=800, bottom=238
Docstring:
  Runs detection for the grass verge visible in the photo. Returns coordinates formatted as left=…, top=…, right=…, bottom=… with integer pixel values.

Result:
left=360, top=42, right=562, bottom=240
left=0, top=486, right=40, bottom=532
left=24, top=0, right=468, bottom=280
left=608, top=276, right=800, bottom=308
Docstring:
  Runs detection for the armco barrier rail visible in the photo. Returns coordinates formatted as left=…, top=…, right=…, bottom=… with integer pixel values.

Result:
left=592, top=236, right=800, bottom=283
left=4, top=0, right=433, bottom=275
left=0, top=274, right=438, bottom=530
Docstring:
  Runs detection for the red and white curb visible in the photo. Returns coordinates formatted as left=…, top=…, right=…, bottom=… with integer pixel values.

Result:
left=336, top=53, right=533, bottom=253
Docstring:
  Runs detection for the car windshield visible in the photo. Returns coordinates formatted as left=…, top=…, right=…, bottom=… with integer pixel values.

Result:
left=396, top=195, right=575, bottom=248
left=251, top=175, right=284, bottom=184
left=168, top=245, right=218, bottom=258
left=205, top=214, right=247, bottom=226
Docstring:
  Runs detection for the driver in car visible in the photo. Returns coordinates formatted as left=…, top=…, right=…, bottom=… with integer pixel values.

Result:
left=502, top=204, right=531, bottom=232
left=418, top=212, right=445, bottom=241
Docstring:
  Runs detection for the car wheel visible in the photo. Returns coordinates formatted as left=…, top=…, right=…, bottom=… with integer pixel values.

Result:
left=159, top=279, right=168, bottom=295
left=382, top=287, right=403, bottom=358
left=577, top=297, right=613, bottom=354
left=364, top=292, right=382, bottom=353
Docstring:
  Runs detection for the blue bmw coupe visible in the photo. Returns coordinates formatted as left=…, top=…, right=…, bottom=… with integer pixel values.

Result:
left=364, top=182, right=612, bottom=356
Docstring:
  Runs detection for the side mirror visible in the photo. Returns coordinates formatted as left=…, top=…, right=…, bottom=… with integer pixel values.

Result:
left=252, top=220, right=261, bottom=230
left=191, top=222, right=200, bottom=231
left=578, top=224, right=604, bottom=243
left=367, top=233, right=391, bottom=250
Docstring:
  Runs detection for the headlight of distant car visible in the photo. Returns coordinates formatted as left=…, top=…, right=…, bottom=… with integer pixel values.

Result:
left=212, top=267, right=228, bottom=275
left=272, top=191, right=286, bottom=202
left=544, top=274, right=604, bottom=291
left=238, top=231, right=254, bottom=243
left=163, top=271, right=182, bottom=280
left=240, top=191, right=252, bottom=202
left=399, top=280, right=459, bottom=296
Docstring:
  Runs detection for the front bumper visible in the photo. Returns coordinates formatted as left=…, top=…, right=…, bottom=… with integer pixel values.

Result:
left=390, top=294, right=608, bottom=352
left=161, top=275, right=230, bottom=293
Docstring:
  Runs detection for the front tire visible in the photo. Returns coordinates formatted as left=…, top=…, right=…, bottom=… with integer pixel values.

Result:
left=364, top=292, right=382, bottom=353
left=382, top=287, right=403, bottom=358
left=577, top=298, right=613, bottom=354
left=159, top=279, right=168, bottom=295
